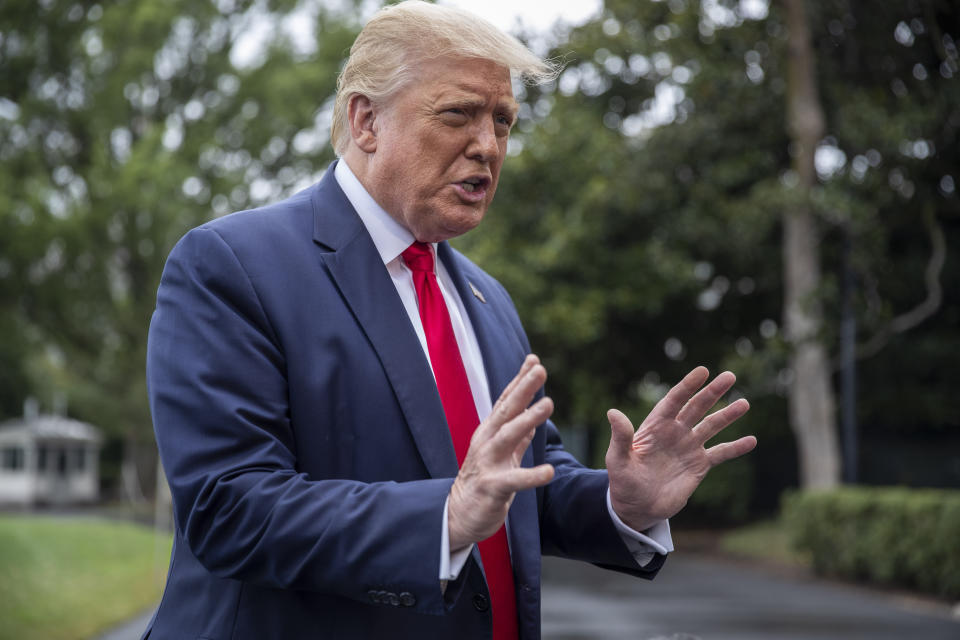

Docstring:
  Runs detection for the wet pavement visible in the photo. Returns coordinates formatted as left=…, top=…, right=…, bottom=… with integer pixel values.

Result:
left=94, top=608, right=153, bottom=640
left=541, top=553, right=960, bottom=640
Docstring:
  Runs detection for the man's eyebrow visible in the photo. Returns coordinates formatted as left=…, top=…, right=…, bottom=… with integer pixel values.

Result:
left=439, top=88, right=519, bottom=113
left=499, top=100, right=520, bottom=119
left=437, top=91, right=488, bottom=106
left=445, top=95, right=487, bottom=108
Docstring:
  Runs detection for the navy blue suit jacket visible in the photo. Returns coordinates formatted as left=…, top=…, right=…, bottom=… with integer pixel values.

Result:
left=144, top=165, right=662, bottom=640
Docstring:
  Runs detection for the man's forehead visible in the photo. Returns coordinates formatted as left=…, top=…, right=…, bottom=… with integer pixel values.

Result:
left=438, top=82, right=519, bottom=109
left=421, top=60, right=518, bottom=108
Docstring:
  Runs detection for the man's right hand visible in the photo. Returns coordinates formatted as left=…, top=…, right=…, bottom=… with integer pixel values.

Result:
left=447, top=354, right=556, bottom=551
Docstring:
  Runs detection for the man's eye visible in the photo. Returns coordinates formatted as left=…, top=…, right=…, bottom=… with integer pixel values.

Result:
left=494, top=115, right=514, bottom=135
left=440, top=109, right=469, bottom=124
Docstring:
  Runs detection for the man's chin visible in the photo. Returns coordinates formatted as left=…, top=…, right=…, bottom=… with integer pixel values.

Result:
left=417, top=209, right=487, bottom=243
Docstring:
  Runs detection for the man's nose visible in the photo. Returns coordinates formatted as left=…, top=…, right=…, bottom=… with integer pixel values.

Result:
left=466, top=119, right=499, bottom=162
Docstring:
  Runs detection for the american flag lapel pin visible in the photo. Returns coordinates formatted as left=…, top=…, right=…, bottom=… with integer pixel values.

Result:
left=468, top=281, right=486, bottom=303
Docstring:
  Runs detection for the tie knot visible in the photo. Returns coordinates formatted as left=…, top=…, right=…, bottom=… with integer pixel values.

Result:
left=401, top=241, right=434, bottom=273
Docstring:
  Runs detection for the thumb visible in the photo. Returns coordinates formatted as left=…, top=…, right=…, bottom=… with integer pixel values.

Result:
left=605, top=408, right=635, bottom=466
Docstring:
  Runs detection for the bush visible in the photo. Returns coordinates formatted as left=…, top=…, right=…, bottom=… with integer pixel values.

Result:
left=782, top=487, right=960, bottom=599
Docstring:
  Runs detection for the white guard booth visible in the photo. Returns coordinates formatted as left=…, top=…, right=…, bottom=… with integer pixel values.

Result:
left=0, top=404, right=103, bottom=506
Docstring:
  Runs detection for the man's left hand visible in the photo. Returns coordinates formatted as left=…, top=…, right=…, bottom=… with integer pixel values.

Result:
left=605, top=367, right=756, bottom=532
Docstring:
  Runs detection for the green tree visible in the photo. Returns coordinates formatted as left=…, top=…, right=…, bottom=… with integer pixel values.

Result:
left=459, top=0, right=959, bottom=514
left=0, top=0, right=359, bottom=494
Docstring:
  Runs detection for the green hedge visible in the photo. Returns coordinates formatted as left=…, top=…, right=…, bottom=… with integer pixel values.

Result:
left=782, top=487, right=960, bottom=599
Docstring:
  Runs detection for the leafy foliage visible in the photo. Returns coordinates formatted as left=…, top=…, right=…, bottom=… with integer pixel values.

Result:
left=783, top=487, right=960, bottom=598
left=0, top=0, right=358, bottom=489
left=458, top=0, right=960, bottom=514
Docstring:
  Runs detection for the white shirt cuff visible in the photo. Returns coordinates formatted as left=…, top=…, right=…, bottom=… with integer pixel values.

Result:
left=606, top=488, right=674, bottom=567
left=440, top=496, right=474, bottom=581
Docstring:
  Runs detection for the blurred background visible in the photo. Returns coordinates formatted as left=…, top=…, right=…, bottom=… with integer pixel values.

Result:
left=0, top=0, right=957, bottom=638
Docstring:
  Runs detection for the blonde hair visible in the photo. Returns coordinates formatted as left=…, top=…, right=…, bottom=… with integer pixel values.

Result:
left=331, top=0, right=558, bottom=155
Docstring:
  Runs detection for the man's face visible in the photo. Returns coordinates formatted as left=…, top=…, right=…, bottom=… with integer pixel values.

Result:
left=364, top=57, right=518, bottom=243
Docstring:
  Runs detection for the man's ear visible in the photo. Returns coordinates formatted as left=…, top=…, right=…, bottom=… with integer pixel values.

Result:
left=348, top=94, right=378, bottom=153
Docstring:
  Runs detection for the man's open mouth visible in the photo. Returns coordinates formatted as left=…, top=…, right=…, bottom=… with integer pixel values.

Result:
left=459, top=176, right=489, bottom=193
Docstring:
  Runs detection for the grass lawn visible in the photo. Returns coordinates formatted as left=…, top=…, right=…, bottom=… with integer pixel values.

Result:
left=718, top=518, right=811, bottom=568
left=0, top=514, right=172, bottom=640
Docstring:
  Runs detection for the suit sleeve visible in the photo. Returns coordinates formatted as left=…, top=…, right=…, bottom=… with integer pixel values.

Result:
left=147, top=227, right=456, bottom=614
left=539, top=421, right=665, bottom=578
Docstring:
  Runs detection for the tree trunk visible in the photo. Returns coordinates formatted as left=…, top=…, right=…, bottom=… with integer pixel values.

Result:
left=783, top=0, right=841, bottom=489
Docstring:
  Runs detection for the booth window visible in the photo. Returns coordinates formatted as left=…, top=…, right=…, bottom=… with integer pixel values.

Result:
left=1, top=447, right=25, bottom=471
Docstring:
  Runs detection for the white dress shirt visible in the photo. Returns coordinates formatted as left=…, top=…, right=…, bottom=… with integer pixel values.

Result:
left=333, top=160, right=673, bottom=580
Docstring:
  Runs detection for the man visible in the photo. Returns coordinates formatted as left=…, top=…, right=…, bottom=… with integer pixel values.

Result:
left=144, top=2, right=756, bottom=639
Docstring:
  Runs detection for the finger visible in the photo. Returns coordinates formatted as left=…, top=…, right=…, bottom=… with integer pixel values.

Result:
left=605, top=408, right=635, bottom=465
left=492, top=354, right=540, bottom=411
left=492, top=358, right=545, bottom=421
left=511, top=398, right=555, bottom=460
left=675, top=371, right=737, bottom=428
left=478, top=360, right=546, bottom=439
left=493, top=396, right=553, bottom=458
left=650, top=366, right=710, bottom=420
left=497, top=463, right=555, bottom=492
left=691, top=398, right=750, bottom=444
left=501, top=363, right=547, bottom=414
left=705, top=435, right=757, bottom=466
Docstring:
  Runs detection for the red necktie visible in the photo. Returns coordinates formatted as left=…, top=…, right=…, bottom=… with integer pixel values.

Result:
left=402, top=242, right=519, bottom=640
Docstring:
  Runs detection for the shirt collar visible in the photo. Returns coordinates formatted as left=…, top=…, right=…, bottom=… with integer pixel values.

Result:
left=334, top=159, right=427, bottom=266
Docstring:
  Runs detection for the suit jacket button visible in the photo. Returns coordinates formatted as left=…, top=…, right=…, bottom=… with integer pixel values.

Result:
left=472, top=593, right=489, bottom=612
left=399, top=592, right=416, bottom=607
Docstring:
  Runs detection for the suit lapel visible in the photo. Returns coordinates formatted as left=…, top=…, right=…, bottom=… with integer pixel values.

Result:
left=437, top=244, right=523, bottom=407
left=312, top=168, right=459, bottom=479
left=438, top=244, right=541, bottom=574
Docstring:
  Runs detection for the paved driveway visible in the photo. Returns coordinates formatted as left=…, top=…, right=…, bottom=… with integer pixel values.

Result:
left=541, top=553, right=960, bottom=640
